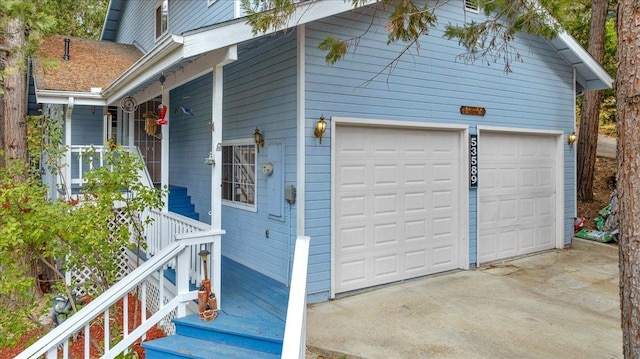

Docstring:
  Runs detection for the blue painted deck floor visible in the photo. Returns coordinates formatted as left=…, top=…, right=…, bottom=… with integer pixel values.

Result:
left=143, top=257, right=290, bottom=358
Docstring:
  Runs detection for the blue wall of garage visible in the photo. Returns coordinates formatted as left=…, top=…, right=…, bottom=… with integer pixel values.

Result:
left=303, top=3, right=576, bottom=301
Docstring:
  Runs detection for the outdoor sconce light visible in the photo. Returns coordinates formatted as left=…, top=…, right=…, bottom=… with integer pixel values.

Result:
left=314, top=115, right=327, bottom=144
left=204, top=152, right=215, bottom=166
left=254, top=128, right=265, bottom=153
left=568, top=132, right=577, bottom=147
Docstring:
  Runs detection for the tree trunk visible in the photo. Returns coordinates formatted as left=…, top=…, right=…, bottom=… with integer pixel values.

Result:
left=3, top=17, right=29, bottom=169
left=576, top=0, right=608, bottom=202
left=0, top=85, right=4, bottom=168
left=616, top=1, right=640, bottom=357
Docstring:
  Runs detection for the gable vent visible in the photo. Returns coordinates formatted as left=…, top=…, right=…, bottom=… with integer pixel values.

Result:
left=464, top=0, right=479, bottom=13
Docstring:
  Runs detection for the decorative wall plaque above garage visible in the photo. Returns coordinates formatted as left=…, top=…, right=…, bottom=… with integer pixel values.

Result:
left=460, top=106, right=486, bottom=116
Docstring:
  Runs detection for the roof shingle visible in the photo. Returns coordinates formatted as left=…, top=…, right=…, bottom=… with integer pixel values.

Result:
left=34, top=35, right=142, bottom=93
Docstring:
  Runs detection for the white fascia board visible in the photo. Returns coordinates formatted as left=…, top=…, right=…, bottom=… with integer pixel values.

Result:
left=36, top=90, right=106, bottom=106
left=132, top=45, right=237, bottom=104
left=556, top=30, right=613, bottom=90
left=102, top=34, right=185, bottom=104
left=183, top=0, right=375, bottom=58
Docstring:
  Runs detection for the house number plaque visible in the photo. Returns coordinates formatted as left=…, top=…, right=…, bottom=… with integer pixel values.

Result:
left=469, top=134, right=478, bottom=188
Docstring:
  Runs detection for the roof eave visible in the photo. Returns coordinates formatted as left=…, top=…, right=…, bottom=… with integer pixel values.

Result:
left=101, top=34, right=184, bottom=104
left=182, top=0, right=376, bottom=58
left=36, top=89, right=107, bottom=106
left=555, top=31, right=613, bottom=92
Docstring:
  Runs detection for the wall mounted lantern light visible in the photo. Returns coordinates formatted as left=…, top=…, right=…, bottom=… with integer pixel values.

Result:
left=254, top=128, right=265, bottom=153
left=314, top=115, right=327, bottom=144
left=567, top=132, right=577, bottom=147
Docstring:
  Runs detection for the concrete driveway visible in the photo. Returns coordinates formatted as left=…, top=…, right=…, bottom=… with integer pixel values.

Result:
left=306, top=239, right=621, bottom=359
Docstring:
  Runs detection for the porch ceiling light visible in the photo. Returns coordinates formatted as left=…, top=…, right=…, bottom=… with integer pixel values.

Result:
left=568, top=132, right=577, bottom=147
left=314, top=115, right=327, bottom=144
left=254, top=128, right=265, bottom=153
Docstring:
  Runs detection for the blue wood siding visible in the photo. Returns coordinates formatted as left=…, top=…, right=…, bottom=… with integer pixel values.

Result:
left=169, top=74, right=215, bottom=223
left=71, top=106, right=104, bottom=145
left=220, top=32, right=298, bottom=284
left=304, top=3, right=576, bottom=300
left=170, top=0, right=234, bottom=35
left=115, top=0, right=234, bottom=52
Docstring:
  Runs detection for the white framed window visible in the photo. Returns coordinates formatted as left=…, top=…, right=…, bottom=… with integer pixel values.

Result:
left=464, top=0, right=479, bottom=13
left=155, top=0, right=168, bottom=40
left=222, top=139, right=257, bottom=211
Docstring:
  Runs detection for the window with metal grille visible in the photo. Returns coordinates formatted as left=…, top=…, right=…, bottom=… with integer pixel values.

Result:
left=222, top=141, right=257, bottom=210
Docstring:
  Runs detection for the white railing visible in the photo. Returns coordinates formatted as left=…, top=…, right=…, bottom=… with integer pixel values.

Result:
left=69, top=145, right=152, bottom=189
left=142, top=209, right=213, bottom=284
left=130, top=146, right=154, bottom=189
left=69, top=145, right=107, bottom=187
left=16, top=230, right=223, bottom=359
left=281, top=236, right=311, bottom=359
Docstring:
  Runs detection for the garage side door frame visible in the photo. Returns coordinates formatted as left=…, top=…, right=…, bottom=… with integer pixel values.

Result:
left=476, top=126, right=565, bottom=267
left=330, top=117, right=470, bottom=298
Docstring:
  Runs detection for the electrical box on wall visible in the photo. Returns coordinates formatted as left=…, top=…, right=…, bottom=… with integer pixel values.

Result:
left=285, top=185, right=296, bottom=204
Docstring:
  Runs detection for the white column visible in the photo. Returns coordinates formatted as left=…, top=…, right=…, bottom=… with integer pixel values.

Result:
left=296, top=25, right=306, bottom=237
left=211, top=66, right=223, bottom=229
left=64, top=97, right=74, bottom=199
left=161, top=91, right=170, bottom=212
left=128, top=111, right=135, bottom=148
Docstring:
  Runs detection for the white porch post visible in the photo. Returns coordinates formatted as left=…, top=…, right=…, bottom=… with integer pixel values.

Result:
left=161, top=91, right=170, bottom=213
left=211, top=66, right=223, bottom=230
left=210, top=46, right=237, bottom=309
left=128, top=111, right=135, bottom=147
left=64, top=97, right=74, bottom=200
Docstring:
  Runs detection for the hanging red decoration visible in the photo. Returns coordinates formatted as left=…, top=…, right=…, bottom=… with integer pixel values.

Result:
left=156, top=104, right=168, bottom=125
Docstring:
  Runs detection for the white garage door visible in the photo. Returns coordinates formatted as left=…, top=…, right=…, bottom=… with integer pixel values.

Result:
left=334, top=125, right=461, bottom=294
left=477, top=132, right=557, bottom=264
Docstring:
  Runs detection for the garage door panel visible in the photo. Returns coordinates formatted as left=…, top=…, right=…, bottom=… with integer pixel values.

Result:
left=338, top=164, right=366, bottom=187
left=406, top=250, right=428, bottom=272
left=335, top=125, right=461, bottom=293
left=339, top=226, right=367, bottom=250
left=537, top=226, right=555, bottom=247
left=433, top=245, right=455, bottom=267
left=338, top=195, right=367, bottom=219
left=373, top=223, right=399, bottom=245
left=521, top=168, right=536, bottom=188
left=405, top=164, right=428, bottom=184
left=498, top=230, right=518, bottom=257
left=405, top=220, right=427, bottom=242
left=433, top=162, right=456, bottom=183
left=519, top=228, right=536, bottom=250
left=405, top=192, right=427, bottom=213
left=374, top=193, right=399, bottom=215
left=478, top=132, right=557, bottom=264
left=432, top=190, right=454, bottom=210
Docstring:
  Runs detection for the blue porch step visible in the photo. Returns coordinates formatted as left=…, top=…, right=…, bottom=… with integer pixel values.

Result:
left=142, top=258, right=289, bottom=359
left=168, top=185, right=199, bottom=221
left=142, top=334, right=280, bottom=359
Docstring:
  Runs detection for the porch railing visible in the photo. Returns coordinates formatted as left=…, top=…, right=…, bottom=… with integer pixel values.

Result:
left=141, top=210, right=215, bottom=288
left=282, top=236, right=311, bottom=359
left=16, top=230, right=224, bottom=359
left=69, top=145, right=107, bottom=188
left=69, top=145, right=152, bottom=189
